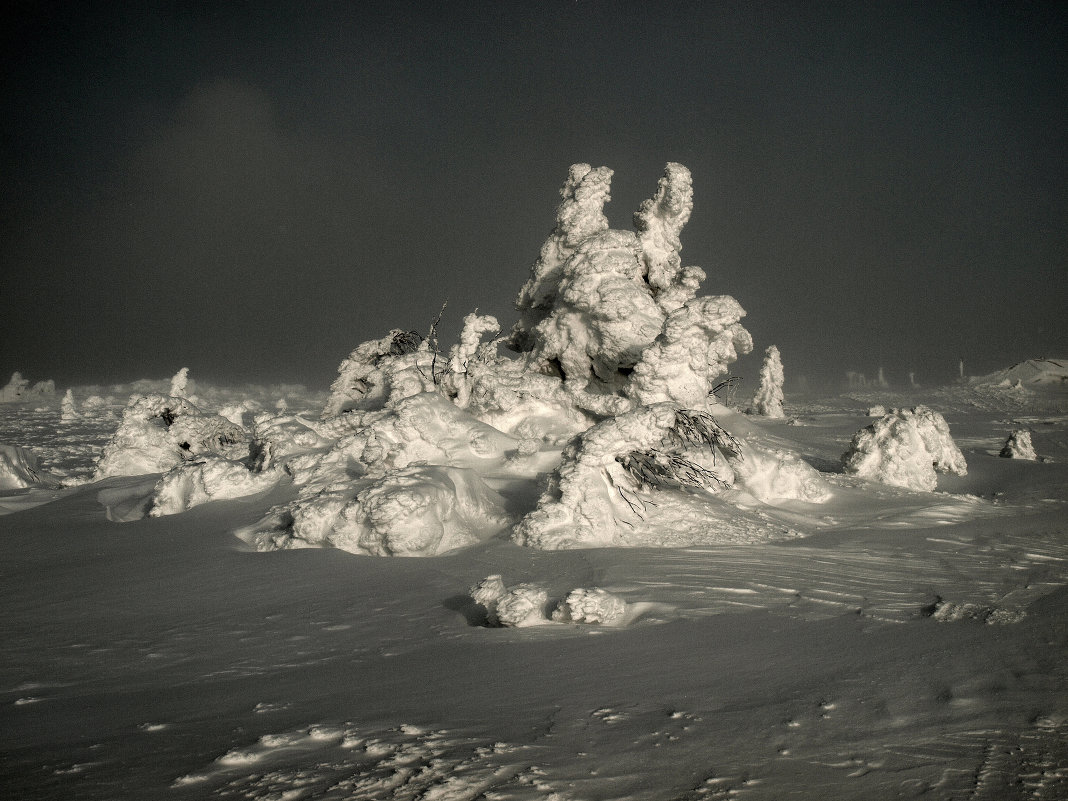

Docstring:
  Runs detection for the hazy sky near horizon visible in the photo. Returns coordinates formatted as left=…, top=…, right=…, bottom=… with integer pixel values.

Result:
left=2, top=1, right=1065, bottom=389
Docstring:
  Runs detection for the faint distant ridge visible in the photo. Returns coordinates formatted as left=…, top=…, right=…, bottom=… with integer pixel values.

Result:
left=969, top=358, right=1068, bottom=388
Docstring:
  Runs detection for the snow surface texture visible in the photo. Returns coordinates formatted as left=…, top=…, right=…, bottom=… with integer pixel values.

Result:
left=1000, top=429, right=1037, bottom=460
left=748, top=344, right=785, bottom=418
left=0, top=444, right=60, bottom=489
left=842, top=405, right=968, bottom=492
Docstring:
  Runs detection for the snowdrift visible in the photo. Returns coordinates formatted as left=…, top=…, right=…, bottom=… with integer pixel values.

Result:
left=971, top=358, right=1067, bottom=387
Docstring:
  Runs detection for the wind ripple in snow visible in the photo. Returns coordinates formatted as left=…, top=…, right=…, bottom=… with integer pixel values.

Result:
left=613, top=526, right=1068, bottom=624
left=172, top=722, right=561, bottom=800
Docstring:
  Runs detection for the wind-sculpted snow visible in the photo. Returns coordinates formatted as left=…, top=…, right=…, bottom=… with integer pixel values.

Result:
left=842, top=405, right=967, bottom=492
left=243, top=393, right=519, bottom=554
left=511, top=163, right=751, bottom=402
left=514, top=404, right=829, bottom=550
left=322, top=329, right=431, bottom=417
left=148, top=457, right=279, bottom=517
left=627, top=295, right=753, bottom=407
left=0, top=443, right=61, bottom=489
left=93, top=394, right=249, bottom=479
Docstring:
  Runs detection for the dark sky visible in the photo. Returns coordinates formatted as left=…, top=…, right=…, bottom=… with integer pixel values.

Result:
left=2, top=1, right=1065, bottom=389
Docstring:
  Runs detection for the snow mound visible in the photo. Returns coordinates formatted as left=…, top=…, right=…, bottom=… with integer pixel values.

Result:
left=94, top=394, right=249, bottom=479
left=1000, top=429, right=1037, bottom=460
left=249, top=464, right=512, bottom=556
left=971, top=358, right=1068, bottom=388
left=0, top=444, right=61, bottom=490
left=149, top=457, right=279, bottom=517
left=551, top=587, right=627, bottom=624
left=514, top=405, right=828, bottom=549
left=495, top=583, right=552, bottom=627
left=842, top=406, right=967, bottom=492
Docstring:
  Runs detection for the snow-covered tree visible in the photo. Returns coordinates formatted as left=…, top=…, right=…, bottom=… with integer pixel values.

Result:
left=1000, top=429, right=1037, bottom=460
left=748, top=345, right=785, bottom=418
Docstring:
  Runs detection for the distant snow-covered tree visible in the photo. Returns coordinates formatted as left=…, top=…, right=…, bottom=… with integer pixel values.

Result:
left=748, top=345, right=785, bottom=418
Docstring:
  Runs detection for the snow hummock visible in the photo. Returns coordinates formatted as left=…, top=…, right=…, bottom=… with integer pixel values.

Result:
left=842, top=406, right=968, bottom=492
left=971, top=358, right=1068, bottom=387
left=747, top=344, right=785, bottom=418
left=1000, top=429, right=1037, bottom=460
left=551, top=587, right=628, bottom=624
left=93, top=394, right=249, bottom=479
left=468, top=576, right=629, bottom=627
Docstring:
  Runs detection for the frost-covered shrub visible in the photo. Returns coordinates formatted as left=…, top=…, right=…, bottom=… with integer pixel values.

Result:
left=495, top=584, right=551, bottom=627
left=0, top=444, right=60, bottom=489
left=552, top=588, right=627, bottom=624
left=149, top=457, right=279, bottom=517
left=247, top=412, right=333, bottom=473
left=841, top=406, right=967, bottom=492
left=94, top=394, right=249, bottom=479
left=322, top=329, right=431, bottom=417
left=748, top=345, right=785, bottom=418
left=469, top=574, right=508, bottom=625
left=999, top=429, right=1037, bottom=460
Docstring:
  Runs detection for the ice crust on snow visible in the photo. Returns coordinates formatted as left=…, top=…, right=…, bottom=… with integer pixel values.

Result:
left=842, top=406, right=967, bottom=492
left=748, top=345, right=785, bottom=418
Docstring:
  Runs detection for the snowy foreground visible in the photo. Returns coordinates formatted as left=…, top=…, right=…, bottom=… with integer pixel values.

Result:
left=2, top=164, right=1067, bottom=798
left=1, top=379, right=1066, bottom=801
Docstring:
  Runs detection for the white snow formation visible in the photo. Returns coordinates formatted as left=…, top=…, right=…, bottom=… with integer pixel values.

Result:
left=842, top=405, right=968, bottom=492
left=551, top=587, right=628, bottom=624
left=1000, top=429, right=1037, bottom=460
left=971, top=358, right=1068, bottom=387
left=468, top=576, right=627, bottom=627
left=508, top=162, right=751, bottom=403
left=60, top=389, right=78, bottom=424
left=0, top=372, right=55, bottom=402
left=92, top=163, right=835, bottom=555
left=0, top=444, right=61, bottom=490
left=94, top=394, right=249, bottom=479
left=748, top=344, right=785, bottom=417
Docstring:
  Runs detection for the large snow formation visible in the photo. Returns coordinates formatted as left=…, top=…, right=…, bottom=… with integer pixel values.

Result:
left=508, top=163, right=751, bottom=400
left=971, top=358, right=1067, bottom=387
left=93, top=163, right=836, bottom=556
left=842, top=406, right=967, bottom=492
